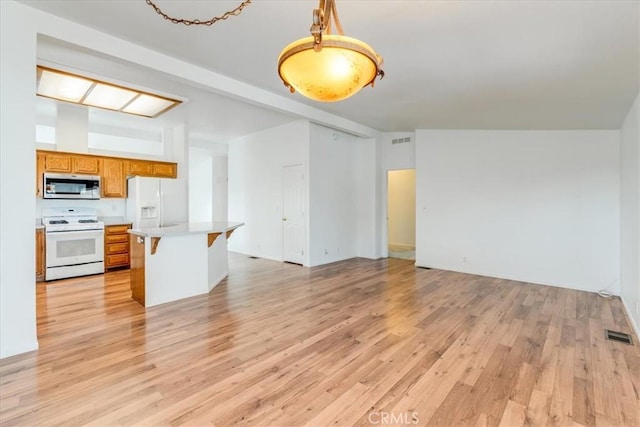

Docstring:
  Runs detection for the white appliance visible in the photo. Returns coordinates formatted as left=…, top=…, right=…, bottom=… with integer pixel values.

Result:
left=42, top=207, right=105, bottom=281
left=126, top=176, right=188, bottom=228
left=44, top=173, right=101, bottom=199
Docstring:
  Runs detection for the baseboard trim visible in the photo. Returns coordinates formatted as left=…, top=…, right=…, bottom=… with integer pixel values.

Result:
left=209, top=272, right=228, bottom=291
left=413, top=262, right=619, bottom=295
left=0, top=338, right=38, bottom=359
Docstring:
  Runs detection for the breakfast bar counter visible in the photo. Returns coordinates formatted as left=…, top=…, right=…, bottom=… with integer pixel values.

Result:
left=128, top=221, right=244, bottom=307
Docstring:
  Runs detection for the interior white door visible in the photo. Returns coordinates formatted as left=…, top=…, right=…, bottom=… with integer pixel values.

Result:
left=282, top=164, right=305, bottom=265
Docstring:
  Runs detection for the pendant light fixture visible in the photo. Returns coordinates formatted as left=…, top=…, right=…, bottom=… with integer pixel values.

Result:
left=277, top=0, right=384, bottom=102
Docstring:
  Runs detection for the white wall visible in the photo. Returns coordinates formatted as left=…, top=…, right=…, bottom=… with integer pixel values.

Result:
left=228, top=120, right=310, bottom=263
left=415, top=130, right=620, bottom=293
left=308, top=124, right=359, bottom=266
left=189, top=147, right=214, bottom=222
left=189, top=144, right=229, bottom=223
left=620, top=92, right=640, bottom=336
left=212, top=155, right=228, bottom=222
left=355, top=137, right=381, bottom=259
left=382, top=132, right=416, bottom=171
left=36, top=199, right=126, bottom=220
left=0, top=1, right=39, bottom=358
left=388, top=169, right=416, bottom=248
left=56, top=104, right=88, bottom=153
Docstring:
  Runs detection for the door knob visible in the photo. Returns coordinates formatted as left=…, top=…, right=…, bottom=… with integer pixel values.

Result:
left=282, top=218, right=287, bottom=221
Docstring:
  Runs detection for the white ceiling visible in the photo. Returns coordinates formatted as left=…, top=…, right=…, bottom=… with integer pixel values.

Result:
left=21, top=0, right=640, bottom=133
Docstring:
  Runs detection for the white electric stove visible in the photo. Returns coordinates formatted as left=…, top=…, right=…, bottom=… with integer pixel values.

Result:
left=42, top=208, right=105, bottom=281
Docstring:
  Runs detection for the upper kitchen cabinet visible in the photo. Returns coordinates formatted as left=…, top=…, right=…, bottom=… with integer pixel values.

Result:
left=44, top=152, right=72, bottom=172
left=152, top=162, right=177, bottom=178
left=127, top=159, right=177, bottom=179
left=41, top=151, right=100, bottom=175
left=101, top=158, right=126, bottom=198
left=126, top=160, right=154, bottom=176
left=36, top=150, right=178, bottom=198
left=72, top=155, right=100, bottom=174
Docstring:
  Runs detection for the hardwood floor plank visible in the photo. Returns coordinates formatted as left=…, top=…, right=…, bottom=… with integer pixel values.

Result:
left=498, top=399, right=528, bottom=427
left=1, top=254, right=638, bottom=426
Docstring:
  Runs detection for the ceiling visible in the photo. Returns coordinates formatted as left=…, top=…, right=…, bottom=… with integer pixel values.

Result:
left=20, top=0, right=640, bottom=133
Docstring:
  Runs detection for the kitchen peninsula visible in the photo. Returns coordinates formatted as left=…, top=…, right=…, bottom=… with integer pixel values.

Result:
left=128, top=222, right=244, bottom=307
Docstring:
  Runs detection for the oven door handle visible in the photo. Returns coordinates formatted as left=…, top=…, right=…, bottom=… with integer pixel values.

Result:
left=46, top=229, right=104, bottom=236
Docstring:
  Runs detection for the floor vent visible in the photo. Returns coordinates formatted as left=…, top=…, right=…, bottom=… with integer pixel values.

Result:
left=605, top=329, right=633, bottom=345
left=416, top=266, right=432, bottom=270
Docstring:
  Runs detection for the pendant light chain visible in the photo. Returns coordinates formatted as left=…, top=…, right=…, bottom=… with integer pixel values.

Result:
left=145, top=0, right=252, bottom=26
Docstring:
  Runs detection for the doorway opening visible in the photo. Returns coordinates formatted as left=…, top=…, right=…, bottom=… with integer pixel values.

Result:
left=387, top=169, right=416, bottom=260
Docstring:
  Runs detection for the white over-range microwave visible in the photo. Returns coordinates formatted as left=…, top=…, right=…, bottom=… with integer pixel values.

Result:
left=44, top=173, right=101, bottom=200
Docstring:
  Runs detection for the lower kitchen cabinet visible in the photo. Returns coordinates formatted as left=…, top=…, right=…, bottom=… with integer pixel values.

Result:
left=105, top=224, right=131, bottom=270
left=36, top=228, right=45, bottom=282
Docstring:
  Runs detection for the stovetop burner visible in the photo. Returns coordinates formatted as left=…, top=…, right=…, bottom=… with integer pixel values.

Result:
left=49, top=220, right=69, bottom=225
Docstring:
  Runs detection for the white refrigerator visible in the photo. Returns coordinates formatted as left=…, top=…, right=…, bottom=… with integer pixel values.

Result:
left=126, top=176, right=188, bottom=228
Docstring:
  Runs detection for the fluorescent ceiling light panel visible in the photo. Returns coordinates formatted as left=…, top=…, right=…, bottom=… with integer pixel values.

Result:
left=82, top=83, right=138, bottom=110
left=122, top=94, right=175, bottom=117
left=37, top=69, right=93, bottom=103
left=36, top=66, right=181, bottom=118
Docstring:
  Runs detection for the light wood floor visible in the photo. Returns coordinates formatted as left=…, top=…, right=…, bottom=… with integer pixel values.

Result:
left=1, top=254, right=639, bottom=426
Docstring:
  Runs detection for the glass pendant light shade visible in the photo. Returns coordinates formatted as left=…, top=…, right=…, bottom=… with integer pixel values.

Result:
left=278, top=0, right=383, bottom=102
left=278, top=35, right=382, bottom=102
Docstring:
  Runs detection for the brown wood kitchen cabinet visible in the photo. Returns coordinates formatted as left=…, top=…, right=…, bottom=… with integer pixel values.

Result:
left=36, top=152, right=45, bottom=197
left=104, top=224, right=131, bottom=270
left=36, top=150, right=178, bottom=198
left=72, top=155, right=100, bottom=174
left=40, top=151, right=98, bottom=174
left=126, top=160, right=154, bottom=177
left=43, top=152, right=72, bottom=172
left=101, top=158, right=126, bottom=198
left=36, top=228, right=45, bottom=282
left=126, top=159, right=177, bottom=178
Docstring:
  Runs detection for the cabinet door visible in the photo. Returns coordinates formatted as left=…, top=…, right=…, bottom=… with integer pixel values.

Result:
left=106, top=253, right=129, bottom=267
left=44, top=153, right=72, bottom=172
left=73, top=156, right=100, bottom=174
left=152, top=162, right=177, bottom=178
left=36, top=229, right=45, bottom=281
left=127, top=160, right=154, bottom=177
left=101, top=158, right=126, bottom=198
left=36, top=152, right=45, bottom=197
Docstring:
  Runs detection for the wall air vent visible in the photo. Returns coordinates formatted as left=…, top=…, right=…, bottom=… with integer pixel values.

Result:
left=391, top=137, right=411, bottom=145
left=605, top=329, right=633, bottom=345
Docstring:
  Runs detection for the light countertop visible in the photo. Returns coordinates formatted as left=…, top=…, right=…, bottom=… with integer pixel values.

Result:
left=100, top=216, right=132, bottom=226
left=128, top=221, right=244, bottom=238
left=36, top=219, right=44, bottom=230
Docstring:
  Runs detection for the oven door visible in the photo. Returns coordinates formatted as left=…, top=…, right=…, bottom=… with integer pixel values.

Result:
left=46, top=229, right=105, bottom=268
